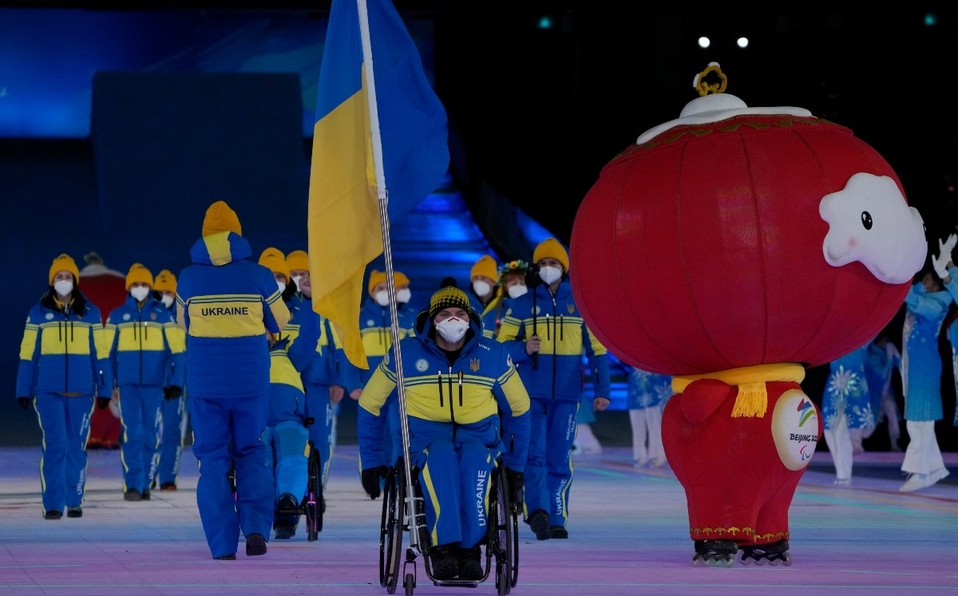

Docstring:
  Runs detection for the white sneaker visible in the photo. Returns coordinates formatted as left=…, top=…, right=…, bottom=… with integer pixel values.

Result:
left=833, top=477, right=851, bottom=486
left=899, top=468, right=949, bottom=492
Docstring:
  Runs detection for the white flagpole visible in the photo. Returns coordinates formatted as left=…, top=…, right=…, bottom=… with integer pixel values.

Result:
left=357, top=0, right=422, bottom=553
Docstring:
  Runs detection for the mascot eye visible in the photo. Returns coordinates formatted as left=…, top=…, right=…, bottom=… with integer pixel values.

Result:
left=861, top=211, right=873, bottom=230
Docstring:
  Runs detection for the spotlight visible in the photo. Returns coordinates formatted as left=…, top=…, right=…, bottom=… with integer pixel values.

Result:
left=737, top=37, right=749, bottom=48
left=698, top=36, right=710, bottom=49
left=538, top=15, right=552, bottom=29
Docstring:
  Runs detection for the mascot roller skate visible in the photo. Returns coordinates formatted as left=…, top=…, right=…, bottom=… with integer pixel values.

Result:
left=570, top=64, right=927, bottom=566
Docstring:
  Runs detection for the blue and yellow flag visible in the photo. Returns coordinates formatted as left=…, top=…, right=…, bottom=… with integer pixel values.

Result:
left=307, top=0, right=449, bottom=369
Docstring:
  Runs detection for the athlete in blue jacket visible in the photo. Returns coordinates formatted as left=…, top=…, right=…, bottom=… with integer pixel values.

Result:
left=497, top=238, right=611, bottom=541
left=106, top=263, right=185, bottom=501
left=175, top=201, right=290, bottom=560
left=16, top=254, right=112, bottom=520
left=284, top=250, right=351, bottom=492
left=152, top=269, right=189, bottom=491
left=358, top=283, right=530, bottom=581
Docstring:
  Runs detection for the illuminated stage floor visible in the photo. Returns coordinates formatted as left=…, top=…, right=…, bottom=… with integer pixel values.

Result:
left=0, top=445, right=955, bottom=595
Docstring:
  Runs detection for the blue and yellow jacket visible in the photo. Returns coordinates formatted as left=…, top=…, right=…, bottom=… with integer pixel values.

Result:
left=268, top=338, right=306, bottom=427
left=175, top=231, right=290, bottom=400
left=358, top=312, right=531, bottom=470
left=469, top=287, right=506, bottom=339
left=105, top=294, right=185, bottom=389
left=353, top=298, right=418, bottom=384
left=497, top=280, right=611, bottom=402
left=285, top=293, right=356, bottom=391
left=17, top=290, right=111, bottom=398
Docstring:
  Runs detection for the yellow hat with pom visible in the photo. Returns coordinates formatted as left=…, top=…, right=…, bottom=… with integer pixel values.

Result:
left=258, top=247, right=290, bottom=282
left=368, top=269, right=388, bottom=295
left=49, top=254, right=80, bottom=286
left=153, top=269, right=177, bottom=293
left=533, top=238, right=570, bottom=272
left=286, top=250, right=309, bottom=273
left=202, top=200, right=242, bottom=237
left=470, top=255, right=499, bottom=281
left=125, top=263, right=154, bottom=290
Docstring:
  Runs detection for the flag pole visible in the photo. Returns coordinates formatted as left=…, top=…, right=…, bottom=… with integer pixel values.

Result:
left=357, top=0, right=423, bottom=553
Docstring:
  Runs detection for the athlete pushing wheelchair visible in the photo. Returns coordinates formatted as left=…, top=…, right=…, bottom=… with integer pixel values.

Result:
left=359, top=281, right=530, bottom=594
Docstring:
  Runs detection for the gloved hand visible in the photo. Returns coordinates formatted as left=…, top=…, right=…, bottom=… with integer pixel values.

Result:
left=163, top=386, right=183, bottom=400
left=504, top=467, right=524, bottom=507
left=96, top=397, right=111, bottom=410
left=932, top=250, right=950, bottom=280
left=943, top=233, right=958, bottom=256
left=17, top=397, right=30, bottom=411
left=361, top=466, right=388, bottom=500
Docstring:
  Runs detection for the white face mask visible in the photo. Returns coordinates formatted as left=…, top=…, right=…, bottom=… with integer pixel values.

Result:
left=291, top=275, right=303, bottom=293
left=130, top=286, right=151, bottom=303
left=507, top=284, right=528, bottom=299
left=276, top=281, right=287, bottom=294
left=539, top=266, right=562, bottom=285
left=54, top=279, right=74, bottom=297
left=375, top=290, right=389, bottom=307
left=435, top=317, right=469, bottom=343
left=472, top=280, right=492, bottom=297
left=161, top=294, right=174, bottom=309
left=396, top=288, right=411, bottom=304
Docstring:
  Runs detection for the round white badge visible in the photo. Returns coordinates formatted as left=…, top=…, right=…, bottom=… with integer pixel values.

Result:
left=123, top=314, right=131, bottom=321
left=771, top=389, right=820, bottom=471
left=45, top=313, right=54, bottom=320
left=416, top=358, right=428, bottom=372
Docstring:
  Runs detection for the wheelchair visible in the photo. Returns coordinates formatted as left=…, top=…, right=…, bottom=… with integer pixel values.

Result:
left=379, top=457, right=519, bottom=596
left=228, top=439, right=324, bottom=541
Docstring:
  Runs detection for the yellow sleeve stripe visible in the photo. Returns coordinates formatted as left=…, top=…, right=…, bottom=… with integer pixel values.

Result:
left=19, top=328, right=38, bottom=360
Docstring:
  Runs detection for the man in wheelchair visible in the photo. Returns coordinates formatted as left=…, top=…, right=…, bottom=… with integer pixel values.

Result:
left=358, top=282, right=530, bottom=581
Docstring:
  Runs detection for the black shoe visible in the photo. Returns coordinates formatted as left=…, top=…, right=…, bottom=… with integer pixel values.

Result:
left=550, top=525, right=568, bottom=539
left=66, top=507, right=82, bottom=518
left=277, top=493, right=299, bottom=511
left=124, top=489, right=142, bottom=502
left=141, top=489, right=151, bottom=501
left=527, top=509, right=551, bottom=540
left=430, top=544, right=459, bottom=580
left=44, top=510, right=62, bottom=520
left=457, top=546, right=484, bottom=580
left=246, top=533, right=267, bottom=556
left=160, top=482, right=177, bottom=491
left=273, top=523, right=296, bottom=540
left=215, top=554, right=236, bottom=560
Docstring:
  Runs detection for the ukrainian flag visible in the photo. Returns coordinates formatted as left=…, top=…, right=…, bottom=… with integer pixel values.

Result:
left=307, top=0, right=449, bottom=369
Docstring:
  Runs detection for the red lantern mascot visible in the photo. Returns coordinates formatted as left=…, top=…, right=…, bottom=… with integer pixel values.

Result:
left=570, top=64, right=927, bottom=565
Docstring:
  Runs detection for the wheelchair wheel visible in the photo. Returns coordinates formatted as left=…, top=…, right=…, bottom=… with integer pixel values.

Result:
left=379, top=466, right=402, bottom=593
left=490, top=467, right=515, bottom=595
left=305, top=446, right=323, bottom=541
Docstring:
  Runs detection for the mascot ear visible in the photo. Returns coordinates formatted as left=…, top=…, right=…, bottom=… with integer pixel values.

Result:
left=679, top=378, right=735, bottom=425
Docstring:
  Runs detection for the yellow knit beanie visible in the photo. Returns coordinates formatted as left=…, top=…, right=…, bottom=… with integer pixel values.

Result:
left=49, top=254, right=80, bottom=286
left=202, top=200, right=242, bottom=237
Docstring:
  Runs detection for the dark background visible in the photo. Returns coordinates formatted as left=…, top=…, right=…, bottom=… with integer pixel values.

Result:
left=1, top=0, right=956, bottom=450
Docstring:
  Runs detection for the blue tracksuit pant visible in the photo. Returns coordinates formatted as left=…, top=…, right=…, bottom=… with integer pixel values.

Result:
left=523, top=399, right=578, bottom=528
left=191, top=394, right=272, bottom=559
left=304, top=383, right=333, bottom=487
left=156, top=395, right=187, bottom=487
left=118, top=384, right=163, bottom=493
left=33, top=393, right=94, bottom=515
left=263, top=421, right=309, bottom=507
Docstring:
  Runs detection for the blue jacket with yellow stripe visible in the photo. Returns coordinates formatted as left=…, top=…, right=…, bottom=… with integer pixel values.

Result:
left=497, top=280, right=611, bottom=402
left=175, top=231, right=290, bottom=400
left=285, top=293, right=355, bottom=391
left=105, top=295, right=185, bottom=389
left=357, top=311, right=531, bottom=470
left=268, top=338, right=306, bottom=426
left=16, top=290, right=111, bottom=398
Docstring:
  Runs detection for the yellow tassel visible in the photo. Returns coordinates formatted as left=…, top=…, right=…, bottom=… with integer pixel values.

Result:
left=731, top=382, right=767, bottom=418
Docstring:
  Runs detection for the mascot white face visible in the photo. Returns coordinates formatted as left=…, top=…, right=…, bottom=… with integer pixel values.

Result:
left=820, top=173, right=927, bottom=284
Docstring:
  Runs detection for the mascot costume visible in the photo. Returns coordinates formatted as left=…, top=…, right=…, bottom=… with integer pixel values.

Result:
left=570, top=64, right=927, bottom=565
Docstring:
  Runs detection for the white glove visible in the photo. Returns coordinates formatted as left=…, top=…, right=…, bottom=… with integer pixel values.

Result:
left=932, top=251, right=950, bottom=280
left=943, top=233, right=958, bottom=256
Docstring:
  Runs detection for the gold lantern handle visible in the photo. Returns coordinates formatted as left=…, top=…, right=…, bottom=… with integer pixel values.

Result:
left=694, top=62, right=727, bottom=97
